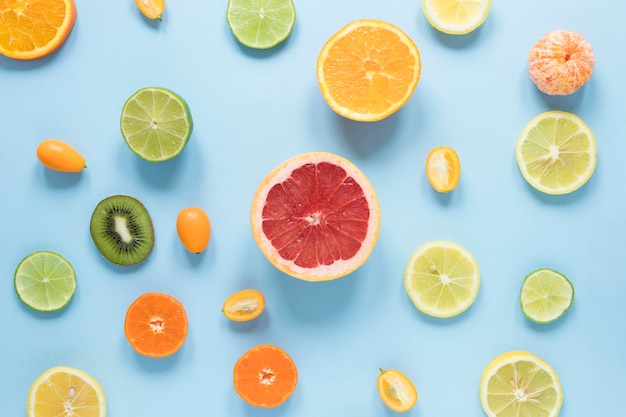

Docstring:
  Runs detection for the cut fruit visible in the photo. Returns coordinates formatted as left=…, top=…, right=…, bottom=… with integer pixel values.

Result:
left=317, top=19, right=421, bottom=122
left=479, top=351, right=563, bottom=417
left=27, top=366, right=106, bottom=417
left=404, top=240, right=480, bottom=318
left=0, top=0, right=76, bottom=60
left=90, top=195, right=155, bottom=266
left=226, top=0, right=296, bottom=49
left=14, top=251, right=76, bottom=312
left=233, top=344, right=298, bottom=408
left=36, top=139, right=86, bottom=173
left=124, top=292, right=188, bottom=358
left=425, top=146, right=461, bottom=192
left=222, top=289, right=265, bottom=322
left=176, top=207, right=211, bottom=254
left=515, top=110, right=596, bottom=195
left=423, top=0, right=491, bottom=35
left=250, top=152, right=381, bottom=281
left=528, top=30, right=594, bottom=96
left=120, top=87, right=193, bottom=162
left=520, top=268, right=574, bottom=324
left=135, top=0, right=164, bottom=20
left=377, top=368, right=418, bottom=412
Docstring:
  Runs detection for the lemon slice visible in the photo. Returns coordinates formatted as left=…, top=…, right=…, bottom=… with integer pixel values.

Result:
left=520, top=268, right=574, bottom=324
left=423, top=0, right=492, bottom=35
left=27, top=366, right=106, bottom=417
left=479, top=351, right=563, bottom=417
left=516, top=110, right=597, bottom=195
left=404, top=240, right=480, bottom=318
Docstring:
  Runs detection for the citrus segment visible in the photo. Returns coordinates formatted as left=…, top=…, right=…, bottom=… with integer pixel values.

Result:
left=226, top=0, right=296, bottom=49
left=124, top=292, right=188, bottom=358
left=479, top=351, right=563, bottom=417
left=423, top=0, right=491, bottom=35
left=120, top=87, right=193, bottom=162
left=176, top=207, right=211, bottom=254
left=233, top=344, right=298, bottom=408
left=222, top=289, right=265, bottom=322
left=528, top=30, right=594, bottom=96
left=404, top=240, right=480, bottom=318
left=27, top=366, right=106, bottom=417
left=14, top=251, right=76, bottom=312
left=250, top=152, right=381, bottom=281
left=135, top=0, right=164, bottom=20
left=36, top=139, right=85, bottom=173
left=425, top=146, right=461, bottom=192
left=377, top=368, right=418, bottom=412
left=520, top=268, right=574, bottom=324
left=515, top=110, right=596, bottom=195
left=0, top=0, right=76, bottom=60
left=317, top=19, right=421, bottom=122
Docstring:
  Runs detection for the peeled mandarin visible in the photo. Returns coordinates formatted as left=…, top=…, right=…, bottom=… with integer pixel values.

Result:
left=177, top=207, right=211, bottom=253
left=36, top=139, right=85, bottom=173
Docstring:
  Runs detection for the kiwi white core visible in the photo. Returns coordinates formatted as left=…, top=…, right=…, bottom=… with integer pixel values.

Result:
left=115, top=216, right=133, bottom=243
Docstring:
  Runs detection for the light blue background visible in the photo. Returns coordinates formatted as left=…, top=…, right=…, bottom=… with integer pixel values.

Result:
left=1, top=1, right=624, bottom=415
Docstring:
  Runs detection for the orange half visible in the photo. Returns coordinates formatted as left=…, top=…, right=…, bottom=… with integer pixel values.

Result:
left=425, top=146, right=461, bottom=192
left=0, top=0, right=77, bottom=60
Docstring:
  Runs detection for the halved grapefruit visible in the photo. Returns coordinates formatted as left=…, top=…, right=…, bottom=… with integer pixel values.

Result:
left=251, top=152, right=381, bottom=281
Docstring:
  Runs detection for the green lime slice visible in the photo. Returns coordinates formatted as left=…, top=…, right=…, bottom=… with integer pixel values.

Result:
left=120, top=87, right=193, bottom=162
left=520, top=268, right=574, bottom=324
left=14, top=251, right=77, bottom=312
left=226, top=0, right=296, bottom=49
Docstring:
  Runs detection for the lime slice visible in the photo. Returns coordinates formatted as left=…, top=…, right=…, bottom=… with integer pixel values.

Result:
left=120, top=87, right=193, bottom=162
left=520, top=268, right=574, bottom=324
left=226, top=0, right=296, bottom=49
left=479, top=351, right=563, bottom=417
left=14, top=251, right=76, bottom=312
left=404, top=240, right=480, bottom=318
left=423, top=0, right=492, bottom=35
left=516, top=110, right=597, bottom=195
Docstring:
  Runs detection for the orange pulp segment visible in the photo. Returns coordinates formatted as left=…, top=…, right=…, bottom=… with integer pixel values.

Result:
left=124, top=292, right=188, bottom=358
left=234, top=344, right=298, bottom=408
left=425, top=146, right=460, bottom=192
left=377, top=368, right=418, bottom=412
left=222, top=289, right=265, bottom=322
left=317, top=19, right=421, bottom=122
left=36, top=139, right=85, bottom=173
left=0, top=0, right=77, bottom=60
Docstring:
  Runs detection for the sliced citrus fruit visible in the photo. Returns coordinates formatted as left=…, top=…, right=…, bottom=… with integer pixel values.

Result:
left=520, top=268, right=574, bottom=324
left=120, top=87, right=193, bottom=162
left=226, top=0, right=296, bottom=49
left=233, top=344, right=298, bottom=408
left=124, top=292, right=188, bottom=358
left=222, top=289, right=265, bottom=322
left=14, top=251, right=76, bottom=312
left=250, top=152, right=381, bottom=281
left=422, top=0, right=491, bottom=35
left=479, top=351, right=563, bottom=417
left=515, top=110, right=596, bottom=195
left=528, top=29, right=594, bottom=96
left=135, top=0, right=164, bottom=20
left=27, top=366, right=106, bottom=417
left=0, top=0, right=76, bottom=60
left=425, top=146, right=461, bottom=192
left=404, top=240, right=480, bottom=318
left=36, top=139, right=85, bottom=173
left=176, top=207, right=211, bottom=254
left=377, top=368, right=418, bottom=412
left=317, top=19, right=421, bottom=122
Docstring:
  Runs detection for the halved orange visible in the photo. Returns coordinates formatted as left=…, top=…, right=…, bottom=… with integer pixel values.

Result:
left=233, top=344, right=298, bottom=408
left=425, top=146, right=461, bottom=192
left=222, top=289, right=265, bottom=322
left=124, top=292, right=188, bottom=358
left=317, top=19, right=421, bottom=122
left=250, top=152, right=381, bottom=281
left=0, top=0, right=77, bottom=60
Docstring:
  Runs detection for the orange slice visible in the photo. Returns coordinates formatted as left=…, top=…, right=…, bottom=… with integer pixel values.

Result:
left=377, top=368, right=418, bottom=412
left=317, top=19, right=421, bottom=122
left=233, top=344, right=298, bottom=408
left=425, top=146, right=460, bottom=192
left=124, top=292, right=188, bottom=358
left=250, top=152, right=381, bottom=281
left=0, top=0, right=77, bottom=60
left=222, top=289, right=265, bottom=322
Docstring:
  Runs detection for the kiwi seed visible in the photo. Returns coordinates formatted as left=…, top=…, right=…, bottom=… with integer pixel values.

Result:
left=89, top=195, right=155, bottom=266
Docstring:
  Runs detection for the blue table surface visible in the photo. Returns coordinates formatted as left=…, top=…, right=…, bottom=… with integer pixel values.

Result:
left=1, top=1, right=625, bottom=416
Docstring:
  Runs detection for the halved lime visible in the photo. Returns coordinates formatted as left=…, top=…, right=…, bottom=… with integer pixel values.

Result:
left=14, top=251, right=76, bottom=312
left=520, top=268, right=574, bottom=324
left=226, top=0, right=296, bottom=49
left=120, top=87, right=193, bottom=162
left=404, top=240, right=480, bottom=318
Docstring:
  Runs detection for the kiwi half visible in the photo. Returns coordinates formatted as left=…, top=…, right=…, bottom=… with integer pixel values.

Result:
left=90, top=195, right=155, bottom=266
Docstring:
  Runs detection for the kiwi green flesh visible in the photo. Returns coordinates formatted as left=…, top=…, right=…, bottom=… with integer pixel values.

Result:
left=90, top=195, right=154, bottom=266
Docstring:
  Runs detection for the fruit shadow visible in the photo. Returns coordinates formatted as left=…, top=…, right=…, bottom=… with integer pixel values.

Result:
left=230, top=388, right=297, bottom=417
left=40, top=168, right=85, bottom=188
left=530, top=77, right=590, bottom=112
left=131, top=150, right=187, bottom=190
left=424, top=21, right=486, bottom=49
left=334, top=112, right=402, bottom=158
left=122, top=335, right=187, bottom=373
